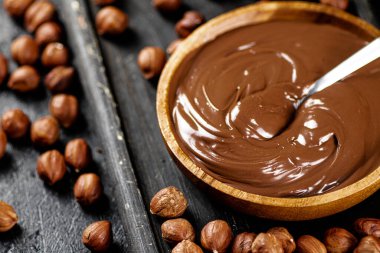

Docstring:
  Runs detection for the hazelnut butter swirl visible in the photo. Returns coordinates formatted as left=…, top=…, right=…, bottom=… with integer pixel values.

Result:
left=171, top=21, right=380, bottom=197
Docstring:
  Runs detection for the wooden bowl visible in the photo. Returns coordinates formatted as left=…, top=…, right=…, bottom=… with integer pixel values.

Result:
left=157, top=1, right=380, bottom=221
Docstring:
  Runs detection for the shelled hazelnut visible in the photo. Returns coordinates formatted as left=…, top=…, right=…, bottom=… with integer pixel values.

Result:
left=0, top=128, right=7, bottom=160
left=251, top=233, right=283, bottom=253
left=74, top=173, right=103, bottom=206
left=8, top=65, right=40, bottom=92
left=3, top=0, right=34, bottom=18
left=95, top=0, right=115, bottom=6
left=0, top=54, right=8, bottom=85
left=82, top=220, right=113, bottom=252
left=175, top=11, right=205, bottom=38
left=161, top=218, right=195, bottom=244
left=96, top=6, right=128, bottom=36
left=320, top=0, right=349, bottom=10
left=31, top=116, right=60, bottom=146
left=137, top=46, right=166, bottom=80
left=297, top=235, right=327, bottom=253
left=167, top=39, right=183, bottom=55
left=24, top=0, right=56, bottom=32
left=153, top=0, right=181, bottom=13
left=41, top=42, right=69, bottom=68
left=1, top=109, right=30, bottom=139
left=65, top=138, right=92, bottom=172
left=0, top=201, right=18, bottom=233
left=44, top=66, right=75, bottom=92
left=11, top=35, right=39, bottom=65
left=172, top=240, right=204, bottom=253
left=49, top=94, right=78, bottom=128
left=268, top=227, right=296, bottom=253
left=201, top=220, right=233, bottom=253
left=324, top=227, right=357, bottom=253
left=355, top=218, right=380, bottom=238
left=35, top=22, right=62, bottom=47
left=354, top=236, right=380, bottom=252
left=36, top=150, right=67, bottom=185
left=150, top=186, right=188, bottom=218
left=231, top=232, right=256, bottom=253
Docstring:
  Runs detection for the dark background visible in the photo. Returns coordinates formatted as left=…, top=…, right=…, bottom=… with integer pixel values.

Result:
left=1, top=0, right=380, bottom=252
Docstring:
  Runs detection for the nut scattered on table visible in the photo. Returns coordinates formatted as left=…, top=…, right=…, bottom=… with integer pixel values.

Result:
left=74, top=173, right=103, bottom=206
left=355, top=218, right=380, bottom=238
left=35, top=22, right=62, bottom=47
left=65, top=138, right=92, bottom=172
left=3, top=0, right=34, bottom=18
left=251, top=233, right=284, bottom=253
left=231, top=232, right=256, bottom=253
left=201, top=220, right=233, bottom=253
left=161, top=218, right=195, bottom=244
left=172, top=240, right=204, bottom=253
left=36, top=150, right=67, bottom=185
left=175, top=11, right=205, bottom=38
left=153, top=0, right=181, bottom=13
left=150, top=186, right=188, bottom=218
left=96, top=6, right=128, bottom=36
left=82, top=220, right=113, bottom=252
left=0, top=201, right=18, bottom=233
left=297, top=235, right=327, bottom=253
left=267, top=227, right=296, bottom=253
left=0, top=128, right=7, bottom=160
left=1, top=109, right=30, bottom=139
left=8, top=65, right=40, bottom=92
left=44, top=66, right=75, bottom=92
left=49, top=94, right=79, bottom=128
left=0, top=54, right=8, bottom=85
left=11, top=35, right=39, bottom=65
left=354, top=236, right=380, bottom=253
left=24, top=0, right=56, bottom=32
left=320, top=0, right=349, bottom=10
left=95, top=0, right=115, bottom=6
left=137, top=46, right=166, bottom=80
left=41, top=42, right=69, bottom=68
left=31, top=115, right=60, bottom=146
left=324, top=227, right=357, bottom=253
left=167, top=39, right=183, bottom=56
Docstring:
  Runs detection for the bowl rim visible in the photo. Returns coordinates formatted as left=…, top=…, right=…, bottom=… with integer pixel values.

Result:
left=157, top=1, right=380, bottom=208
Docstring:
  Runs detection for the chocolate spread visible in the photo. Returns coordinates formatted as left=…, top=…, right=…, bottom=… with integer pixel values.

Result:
left=171, top=21, right=380, bottom=197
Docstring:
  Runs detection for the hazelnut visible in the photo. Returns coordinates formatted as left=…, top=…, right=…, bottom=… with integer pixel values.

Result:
left=354, top=236, right=380, bottom=253
left=232, top=232, right=257, bottom=253
left=24, top=0, right=56, bottom=32
left=3, top=0, right=34, bottom=17
left=36, top=150, right=66, bottom=185
left=137, top=46, right=166, bottom=80
left=49, top=94, right=79, bottom=128
left=201, top=220, right=233, bottom=253
left=324, top=227, right=357, bottom=253
left=167, top=39, right=183, bottom=55
left=8, top=65, right=40, bottom=92
left=355, top=218, right=380, bottom=238
left=297, top=235, right=327, bottom=253
left=251, top=233, right=284, bottom=253
left=65, top=138, right=92, bottom=172
left=320, top=0, right=349, bottom=10
left=172, top=240, right=204, bottom=253
left=0, top=201, right=18, bottom=233
left=0, top=54, right=8, bottom=85
left=35, top=22, right=62, bottom=47
left=31, top=116, right=60, bottom=146
left=41, top=42, right=69, bottom=68
left=74, top=173, right=103, bottom=206
left=267, top=227, right=296, bottom=253
left=1, top=109, right=30, bottom=139
left=150, top=186, right=188, bottom=218
left=0, top=128, right=7, bottom=160
left=175, top=11, right=205, bottom=38
left=95, top=0, right=115, bottom=6
left=82, top=220, right=113, bottom=252
left=96, top=6, right=128, bottom=36
left=11, top=35, right=39, bottom=65
left=161, top=218, right=195, bottom=244
left=153, top=0, right=181, bottom=13
left=44, top=66, right=75, bottom=92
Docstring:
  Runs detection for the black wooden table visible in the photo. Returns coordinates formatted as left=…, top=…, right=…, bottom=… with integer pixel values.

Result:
left=0, top=0, right=380, bottom=252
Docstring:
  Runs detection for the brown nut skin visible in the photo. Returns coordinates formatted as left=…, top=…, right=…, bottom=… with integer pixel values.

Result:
left=150, top=186, right=188, bottom=218
left=355, top=218, right=380, bottom=238
left=267, top=227, right=295, bottom=253
left=1, top=109, right=30, bottom=139
left=65, top=138, right=92, bottom=172
left=0, top=54, right=8, bottom=85
left=354, top=236, right=380, bottom=253
left=49, top=94, right=78, bottom=128
left=137, top=46, right=166, bottom=80
left=41, top=42, right=69, bottom=68
left=96, top=6, right=128, bottom=36
left=11, top=35, right=39, bottom=65
left=232, top=232, right=257, bottom=253
left=74, top=173, right=103, bottom=206
left=0, top=201, right=18, bottom=233
left=24, top=0, right=56, bottom=32
left=31, top=116, right=60, bottom=146
left=3, top=0, right=34, bottom=17
left=297, top=235, right=327, bottom=253
left=324, top=227, right=357, bottom=253
left=153, top=0, right=181, bottom=13
left=95, top=0, right=115, bottom=6
left=35, top=22, right=62, bottom=47
left=0, top=128, right=7, bottom=160
left=175, top=11, right=205, bottom=38
left=172, top=240, right=204, bottom=253
left=167, top=39, right=183, bottom=56
left=8, top=66, right=40, bottom=92
left=320, top=0, right=348, bottom=10
left=201, top=220, right=233, bottom=253
left=44, top=66, right=74, bottom=92
left=251, top=233, right=284, bottom=253
left=161, top=218, right=195, bottom=244
left=36, top=150, right=67, bottom=185
left=82, top=220, right=113, bottom=252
